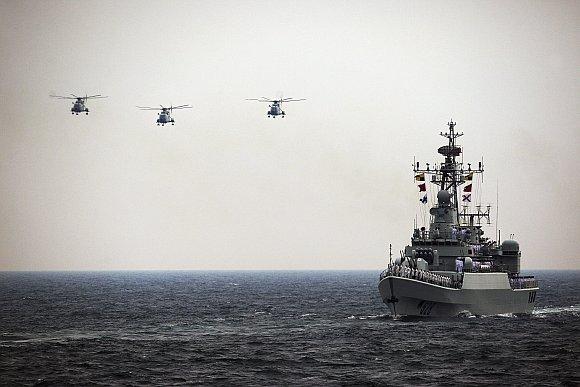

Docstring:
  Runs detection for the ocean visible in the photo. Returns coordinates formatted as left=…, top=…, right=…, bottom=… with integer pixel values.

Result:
left=0, top=270, right=578, bottom=386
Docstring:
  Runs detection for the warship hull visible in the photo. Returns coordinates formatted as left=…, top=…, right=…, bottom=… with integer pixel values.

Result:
left=378, top=273, right=538, bottom=317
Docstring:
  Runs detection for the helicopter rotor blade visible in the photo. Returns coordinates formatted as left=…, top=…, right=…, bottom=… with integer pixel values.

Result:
left=50, top=95, right=76, bottom=99
left=85, top=94, right=108, bottom=99
left=283, top=98, right=306, bottom=102
left=246, top=98, right=275, bottom=102
left=171, top=105, right=192, bottom=109
left=70, top=94, right=80, bottom=98
left=136, top=106, right=161, bottom=110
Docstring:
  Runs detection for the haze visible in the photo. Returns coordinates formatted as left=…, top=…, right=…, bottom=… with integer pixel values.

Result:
left=0, top=1, right=578, bottom=270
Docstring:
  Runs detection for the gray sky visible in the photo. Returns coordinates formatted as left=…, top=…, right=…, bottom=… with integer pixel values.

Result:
left=0, top=0, right=578, bottom=270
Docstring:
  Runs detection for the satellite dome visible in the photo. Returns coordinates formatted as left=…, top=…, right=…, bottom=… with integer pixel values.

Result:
left=501, top=240, right=520, bottom=252
left=437, top=190, right=451, bottom=205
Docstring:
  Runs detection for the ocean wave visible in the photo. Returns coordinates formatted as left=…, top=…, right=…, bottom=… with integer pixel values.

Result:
left=1, top=271, right=577, bottom=385
left=458, top=305, right=580, bottom=319
left=532, top=305, right=580, bottom=316
left=346, top=314, right=390, bottom=320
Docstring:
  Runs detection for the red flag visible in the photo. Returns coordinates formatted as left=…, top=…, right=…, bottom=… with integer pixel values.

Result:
left=418, top=183, right=426, bottom=192
left=463, top=184, right=472, bottom=192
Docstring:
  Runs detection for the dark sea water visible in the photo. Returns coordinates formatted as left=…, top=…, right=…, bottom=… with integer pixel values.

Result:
left=0, top=270, right=578, bottom=386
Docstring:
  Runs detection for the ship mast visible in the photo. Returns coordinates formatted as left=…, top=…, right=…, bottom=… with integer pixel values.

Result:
left=414, top=120, right=487, bottom=227
left=438, top=120, right=462, bottom=221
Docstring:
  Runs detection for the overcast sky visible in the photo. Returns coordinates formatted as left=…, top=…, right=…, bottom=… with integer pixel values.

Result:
left=0, top=1, right=578, bottom=270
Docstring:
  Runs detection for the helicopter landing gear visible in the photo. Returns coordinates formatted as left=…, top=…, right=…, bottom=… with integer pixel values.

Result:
left=172, top=122, right=175, bottom=125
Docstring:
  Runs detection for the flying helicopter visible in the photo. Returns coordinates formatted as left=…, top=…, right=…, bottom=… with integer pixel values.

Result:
left=246, top=97, right=306, bottom=118
left=50, top=94, right=108, bottom=115
left=136, top=105, right=192, bottom=126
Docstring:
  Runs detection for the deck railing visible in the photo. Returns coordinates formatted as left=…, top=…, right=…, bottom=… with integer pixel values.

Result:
left=380, top=264, right=462, bottom=289
left=509, top=276, right=538, bottom=289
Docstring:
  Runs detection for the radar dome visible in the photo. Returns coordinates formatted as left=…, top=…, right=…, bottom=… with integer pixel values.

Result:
left=437, top=190, right=451, bottom=205
left=416, top=258, right=428, bottom=271
left=501, top=240, right=520, bottom=252
left=464, top=257, right=473, bottom=271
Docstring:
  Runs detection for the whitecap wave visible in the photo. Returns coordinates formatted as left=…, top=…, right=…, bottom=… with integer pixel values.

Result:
left=360, top=314, right=389, bottom=320
left=532, top=305, right=580, bottom=316
left=346, top=314, right=389, bottom=320
left=496, top=313, right=516, bottom=318
left=457, top=310, right=475, bottom=318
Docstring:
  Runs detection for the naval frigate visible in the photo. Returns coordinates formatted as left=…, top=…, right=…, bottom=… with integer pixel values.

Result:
left=378, top=120, right=538, bottom=317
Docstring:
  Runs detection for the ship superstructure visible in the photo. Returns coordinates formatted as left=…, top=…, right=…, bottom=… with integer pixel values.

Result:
left=378, top=121, right=538, bottom=317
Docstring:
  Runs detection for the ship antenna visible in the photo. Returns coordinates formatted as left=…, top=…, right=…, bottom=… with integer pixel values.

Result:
left=389, top=243, right=393, bottom=264
left=496, top=178, right=499, bottom=244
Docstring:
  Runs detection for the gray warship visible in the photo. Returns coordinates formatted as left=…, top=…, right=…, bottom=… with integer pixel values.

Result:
left=378, top=121, right=538, bottom=317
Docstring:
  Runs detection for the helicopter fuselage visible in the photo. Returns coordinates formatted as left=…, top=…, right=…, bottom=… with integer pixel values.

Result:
left=267, top=102, right=285, bottom=118
left=157, top=111, right=175, bottom=126
left=71, top=100, right=88, bottom=115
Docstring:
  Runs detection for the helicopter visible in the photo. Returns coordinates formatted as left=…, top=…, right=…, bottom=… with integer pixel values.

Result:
left=137, top=105, right=192, bottom=126
left=50, top=94, right=107, bottom=115
left=246, top=97, right=306, bottom=118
